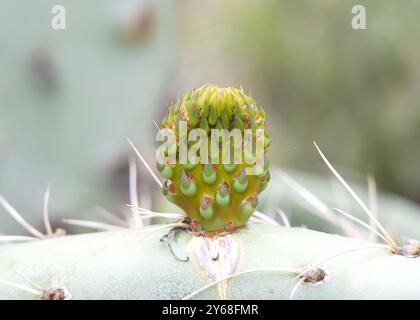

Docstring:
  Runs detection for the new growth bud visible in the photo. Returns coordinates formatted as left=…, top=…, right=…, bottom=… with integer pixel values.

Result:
left=156, top=84, right=271, bottom=233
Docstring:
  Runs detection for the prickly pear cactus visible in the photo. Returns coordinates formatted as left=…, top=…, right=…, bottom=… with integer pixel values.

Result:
left=156, top=84, right=271, bottom=233
left=2, top=84, right=420, bottom=300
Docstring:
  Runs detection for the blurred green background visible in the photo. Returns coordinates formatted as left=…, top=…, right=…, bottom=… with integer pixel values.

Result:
left=1, top=0, right=420, bottom=234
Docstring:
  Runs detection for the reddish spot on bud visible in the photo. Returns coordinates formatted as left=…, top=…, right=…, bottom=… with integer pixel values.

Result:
left=218, top=181, right=230, bottom=196
left=200, top=195, right=214, bottom=209
left=164, top=180, right=176, bottom=195
left=235, top=166, right=247, bottom=184
left=225, top=221, right=236, bottom=232
left=246, top=194, right=259, bottom=208
left=191, top=220, right=201, bottom=231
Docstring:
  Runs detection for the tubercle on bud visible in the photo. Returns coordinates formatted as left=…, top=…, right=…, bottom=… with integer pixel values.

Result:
left=199, top=195, right=215, bottom=220
left=233, top=167, right=248, bottom=193
left=260, top=170, right=271, bottom=191
left=234, top=114, right=245, bottom=131
left=200, top=116, right=209, bottom=133
left=218, top=180, right=230, bottom=196
left=241, top=194, right=259, bottom=219
left=202, top=164, right=217, bottom=185
left=180, top=171, right=197, bottom=197
left=183, top=162, right=197, bottom=171
left=216, top=181, right=230, bottom=207
left=223, top=164, right=237, bottom=173
left=220, top=112, right=230, bottom=128
left=208, top=105, right=217, bottom=126
left=255, top=157, right=269, bottom=178
left=215, top=119, right=223, bottom=130
left=156, top=163, right=173, bottom=179
left=238, top=166, right=247, bottom=183
left=187, top=102, right=199, bottom=127
left=162, top=180, right=177, bottom=203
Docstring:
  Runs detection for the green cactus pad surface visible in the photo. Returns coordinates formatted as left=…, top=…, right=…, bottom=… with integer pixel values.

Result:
left=156, top=84, right=271, bottom=233
left=1, top=224, right=420, bottom=299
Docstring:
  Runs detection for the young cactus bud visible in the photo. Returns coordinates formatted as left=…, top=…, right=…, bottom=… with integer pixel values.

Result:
left=156, top=84, right=270, bottom=233
left=199, top=195, right=215, bottom=220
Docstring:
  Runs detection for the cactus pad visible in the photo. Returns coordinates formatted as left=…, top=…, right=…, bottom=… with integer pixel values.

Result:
left=157, top=84, right=271, bottom=233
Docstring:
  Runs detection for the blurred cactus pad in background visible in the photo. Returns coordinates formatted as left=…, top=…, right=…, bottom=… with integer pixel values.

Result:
left=0, top=0, right=176, bottom=233
left=1, top=0, right=420, bottom=300
left=178, top=0, right=420, bottom=201
left=2, top=0, right=420, bottom=231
